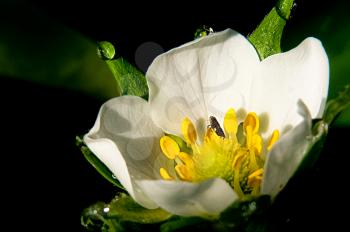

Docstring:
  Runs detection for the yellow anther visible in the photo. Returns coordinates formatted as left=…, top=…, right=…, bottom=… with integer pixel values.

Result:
left=175, top=164, right=192, bottom=181
left=178, top=152, right=193, bottom=167
left=247, top=168, right=264, bottom=187
left=181, top=117, right=197, bottom=145
left=160, top=136, right=180, bottom=159
left=267, top=130, right=280, bottom=151
left=224, top=108, right=238, bottom=136
left=244, top=112, right=259, bottom=134
left=160, top=168, right=174, bottom=180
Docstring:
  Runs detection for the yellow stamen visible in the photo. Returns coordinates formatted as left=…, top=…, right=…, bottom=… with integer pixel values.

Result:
left=267, top=130, right=280, bottom=151
left=181, top=117, right=197, bottom=145
left=245, top=125, right=253, bottom=148
left=175, top=164, right=192, bottom=181
left=232, top=149, right=245, bottom=169
left=251, top=134, right=263, bottom=155
left=233, top=155, right=245, bottom=198
left=160, top=168, right=174, bottom=180
left=247, top=168, right=264, bottom=187
left=224, top=108, right=238, bottom=136
left=160, top=136, right=180, bottom=159
left=244, top=112, right=259, bottom=134
left=248, top=150, right=259, bottom=170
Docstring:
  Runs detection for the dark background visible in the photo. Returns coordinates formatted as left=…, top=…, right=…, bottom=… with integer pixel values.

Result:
left=1, top=0, right=349, bottom=231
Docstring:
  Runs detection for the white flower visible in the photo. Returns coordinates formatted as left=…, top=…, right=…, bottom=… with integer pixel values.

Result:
left=84, top=29, right=329, bottom=217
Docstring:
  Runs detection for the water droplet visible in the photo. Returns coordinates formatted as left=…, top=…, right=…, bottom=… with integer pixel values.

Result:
left=249, top=202, right=257, bottom=212
left=103, top=207, right=110, bottom=213
left=112, top=174, right=117, bottom=179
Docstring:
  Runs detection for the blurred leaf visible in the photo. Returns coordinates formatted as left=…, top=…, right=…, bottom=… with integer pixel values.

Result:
left=76, top=136, right=124, bottom=189
left=98, top=41, right=149, bottom=99
left=248, top=0, right=294, bottom=59
left=0, top=1, right=117, bottom=99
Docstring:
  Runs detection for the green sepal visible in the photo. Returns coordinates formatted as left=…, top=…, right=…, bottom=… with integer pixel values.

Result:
left=75, top=136, right=124, bottom=190
left=98, top=41, right=149, bottom=99
left=108, top=193, right=172, bottom=224
left=323, top=85, right=350, bottom=125
left=81, top=193, right=172, bottom=232
left=248, top=0, right=294, bottom=60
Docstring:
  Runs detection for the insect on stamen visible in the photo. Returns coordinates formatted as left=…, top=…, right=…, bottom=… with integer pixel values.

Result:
left=209, top=116, right=225, bottom=138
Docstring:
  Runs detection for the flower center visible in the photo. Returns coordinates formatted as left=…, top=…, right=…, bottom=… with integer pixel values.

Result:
left=159, top=108, right=279, bottom=198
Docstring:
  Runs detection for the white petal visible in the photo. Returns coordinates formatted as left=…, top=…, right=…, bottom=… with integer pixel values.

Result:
left=203, top=30, right=260, bottom=122
left=137, top=178, right=237, bottom=216
left=249, top=37, right=329, bottom=136
left=84, top=96, right=173, bottom=209
left=147, top=29, right=260, bottom=137
left=261, top=101, right=313, bottom=198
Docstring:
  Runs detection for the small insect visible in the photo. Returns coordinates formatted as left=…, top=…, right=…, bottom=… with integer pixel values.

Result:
left=208, top=116, right=225, bottom=138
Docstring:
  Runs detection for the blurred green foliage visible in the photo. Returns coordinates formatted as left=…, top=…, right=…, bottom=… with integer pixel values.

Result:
left=0, top=1, right=118, bottom=100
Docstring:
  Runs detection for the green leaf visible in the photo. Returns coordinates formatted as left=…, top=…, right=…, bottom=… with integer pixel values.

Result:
left=98, top=41, right=149, bottom=99
left=248, top=0, right=294, bottom=60
left=75, top=136, right=124, bottom=190
left=323, top=85, right=350, bottom=125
